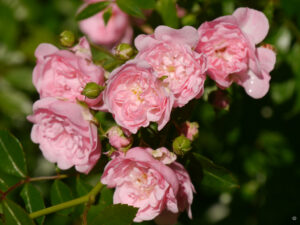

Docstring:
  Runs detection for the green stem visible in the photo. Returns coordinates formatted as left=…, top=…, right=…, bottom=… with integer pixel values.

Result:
left=29, top=174, right=68, bottom=182
left=29, top=182, right=104, bottom=219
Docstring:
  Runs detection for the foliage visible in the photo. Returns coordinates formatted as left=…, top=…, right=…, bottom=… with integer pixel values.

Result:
left=0, top=0, right=300, bottom=225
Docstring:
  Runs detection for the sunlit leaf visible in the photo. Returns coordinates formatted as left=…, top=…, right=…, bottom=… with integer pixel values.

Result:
left=87, top=186, right=114, bottom=223
left=76, top=1, right=110, bottom=21
left=116, top=0, right=145, bottom=18
left=0, top=130, right=27, bottom=178
left=0, top=173, right=21, bottom=192
left=50, top=180, right=73, bottom=215
left=156, top=0, right=179, bottom=28
left=2, top=198, right=35, bottom=225
left=103, top=7, right=112, bottom=26
left=21, top=183, right=45, bottom=225
left=91, top=44, right=124, bottom=71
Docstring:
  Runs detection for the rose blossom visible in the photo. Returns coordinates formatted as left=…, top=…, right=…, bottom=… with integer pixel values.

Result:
left=101, top=147, right=179, bottom=222
left=102, top=60, right=174, bottom=134
left=155, top=162, right=195, bottom=225
left=27, top=98, right=101, bottom=174
left=196, top=7, right=276, bottom=98
left=33, top=42, right=105, bottom=106
left=135, top=26, right=207, bottom=107
left=106, top=126, right=132, bottom=150
left=79, top=0, right=133, bottom=48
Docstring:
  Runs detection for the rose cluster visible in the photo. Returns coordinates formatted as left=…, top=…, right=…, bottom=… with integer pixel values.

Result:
left=28, top=6, right=275, bottom=224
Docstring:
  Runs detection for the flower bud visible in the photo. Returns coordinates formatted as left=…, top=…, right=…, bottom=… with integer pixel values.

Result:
left=209, top=89, right=230, bottom=110
left=172, top=135, right=192, bottom=156
left=60, top=30, right=75, bottom=47
left=115, top=43, right=135, bottom=60
left=107, top=126, right=132, bottom=150
left=181, top=121, right=199, bottom=141
left=151, top=147, right=177, bottom=165
left=81, top=82, right=105, bottom=99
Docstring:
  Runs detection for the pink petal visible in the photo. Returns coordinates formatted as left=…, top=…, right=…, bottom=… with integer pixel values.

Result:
left=233, top=7, right=269, bottom=44
left=154, top=26, right=199, bottom=48
left=134, top=34, right=160, bottom=51
left=35, top=43, right=58, bottom=60
left=241, top=70, right=270, bottom=99
left=257, top=47, right=276, bottom=73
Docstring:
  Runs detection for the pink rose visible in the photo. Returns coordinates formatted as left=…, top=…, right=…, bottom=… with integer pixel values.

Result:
left=33, top=42, right=105, bottom=106
left=106, top=126, right=132, bottom=150
left=102, top=60, right=174, bottom=134
left=79, top=1, right=133, bottom=48
left=155, top=162, right=195, bottom=225
left=196, top=7, right=276, bottom=98
left=181, top=121, right=199, bottom=141
left=135, top=26, right=207, bottom=107
left=101, top=147, right=179, bottom=222
left=27, top=98, right=101, bottom=174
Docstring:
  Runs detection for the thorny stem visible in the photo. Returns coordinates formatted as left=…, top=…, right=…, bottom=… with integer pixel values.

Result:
left=29, top=182, right=104, bottom=219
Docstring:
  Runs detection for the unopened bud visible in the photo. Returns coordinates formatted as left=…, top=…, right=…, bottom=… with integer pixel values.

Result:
left=60, top=30, right=75, bottom=47
left=107, top=126, right=132, bottom=150
left=115, top=43, right=134, bottom=60
left=181, top=121, right=199, bottom=141
left=81, top=82, right=105, bottom=99
left=209, top=89, right=230, bottom=110
left=172, top=135, right=192, bottom=156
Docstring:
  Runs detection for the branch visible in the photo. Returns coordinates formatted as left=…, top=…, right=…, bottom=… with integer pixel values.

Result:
left=29, top=182, right=104, bottom=219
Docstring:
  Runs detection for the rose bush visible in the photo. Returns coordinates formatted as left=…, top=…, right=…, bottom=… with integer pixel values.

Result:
left=27, top=98, right=101, bottom=174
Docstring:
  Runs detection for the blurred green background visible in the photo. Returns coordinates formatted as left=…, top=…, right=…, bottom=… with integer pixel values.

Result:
left=0, top=0, right=299, bottom=224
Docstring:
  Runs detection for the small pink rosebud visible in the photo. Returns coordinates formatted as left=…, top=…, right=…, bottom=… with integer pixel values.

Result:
left=208, top=90, right=230, bottom=110
left=106, top=126, right=132, bottom=150
left=181, top=121, right=199, bottom=141
left=151, top=147, right=177, bottom=165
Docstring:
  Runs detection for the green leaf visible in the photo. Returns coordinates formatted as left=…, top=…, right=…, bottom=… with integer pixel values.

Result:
left=87, top=186, right=114, bottom=223
left=50, top=180, right=73, bottom=215
left=91, top=204, right=138, bottom=225
left=1, top=198, right=35, bottom=225
left=76, top=177, right=92, bottom=197
left=193, top=153, right=239, bottom=191
left=0, top=130, right=27, bottom=178
left=116, top=0, right=145, bottom=18
left=157, top=0, right=179, bottom=28
left=76, top=1, right=110, bottom=21
left=20, top=183, right=45, bottom=225
left=103, top=7, right=112, bottom=26
left=0, top=173, right=22, bottom=192
left=90, top=44, right=124, bottom=71
left=131, top=0, right=156, bottom=9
